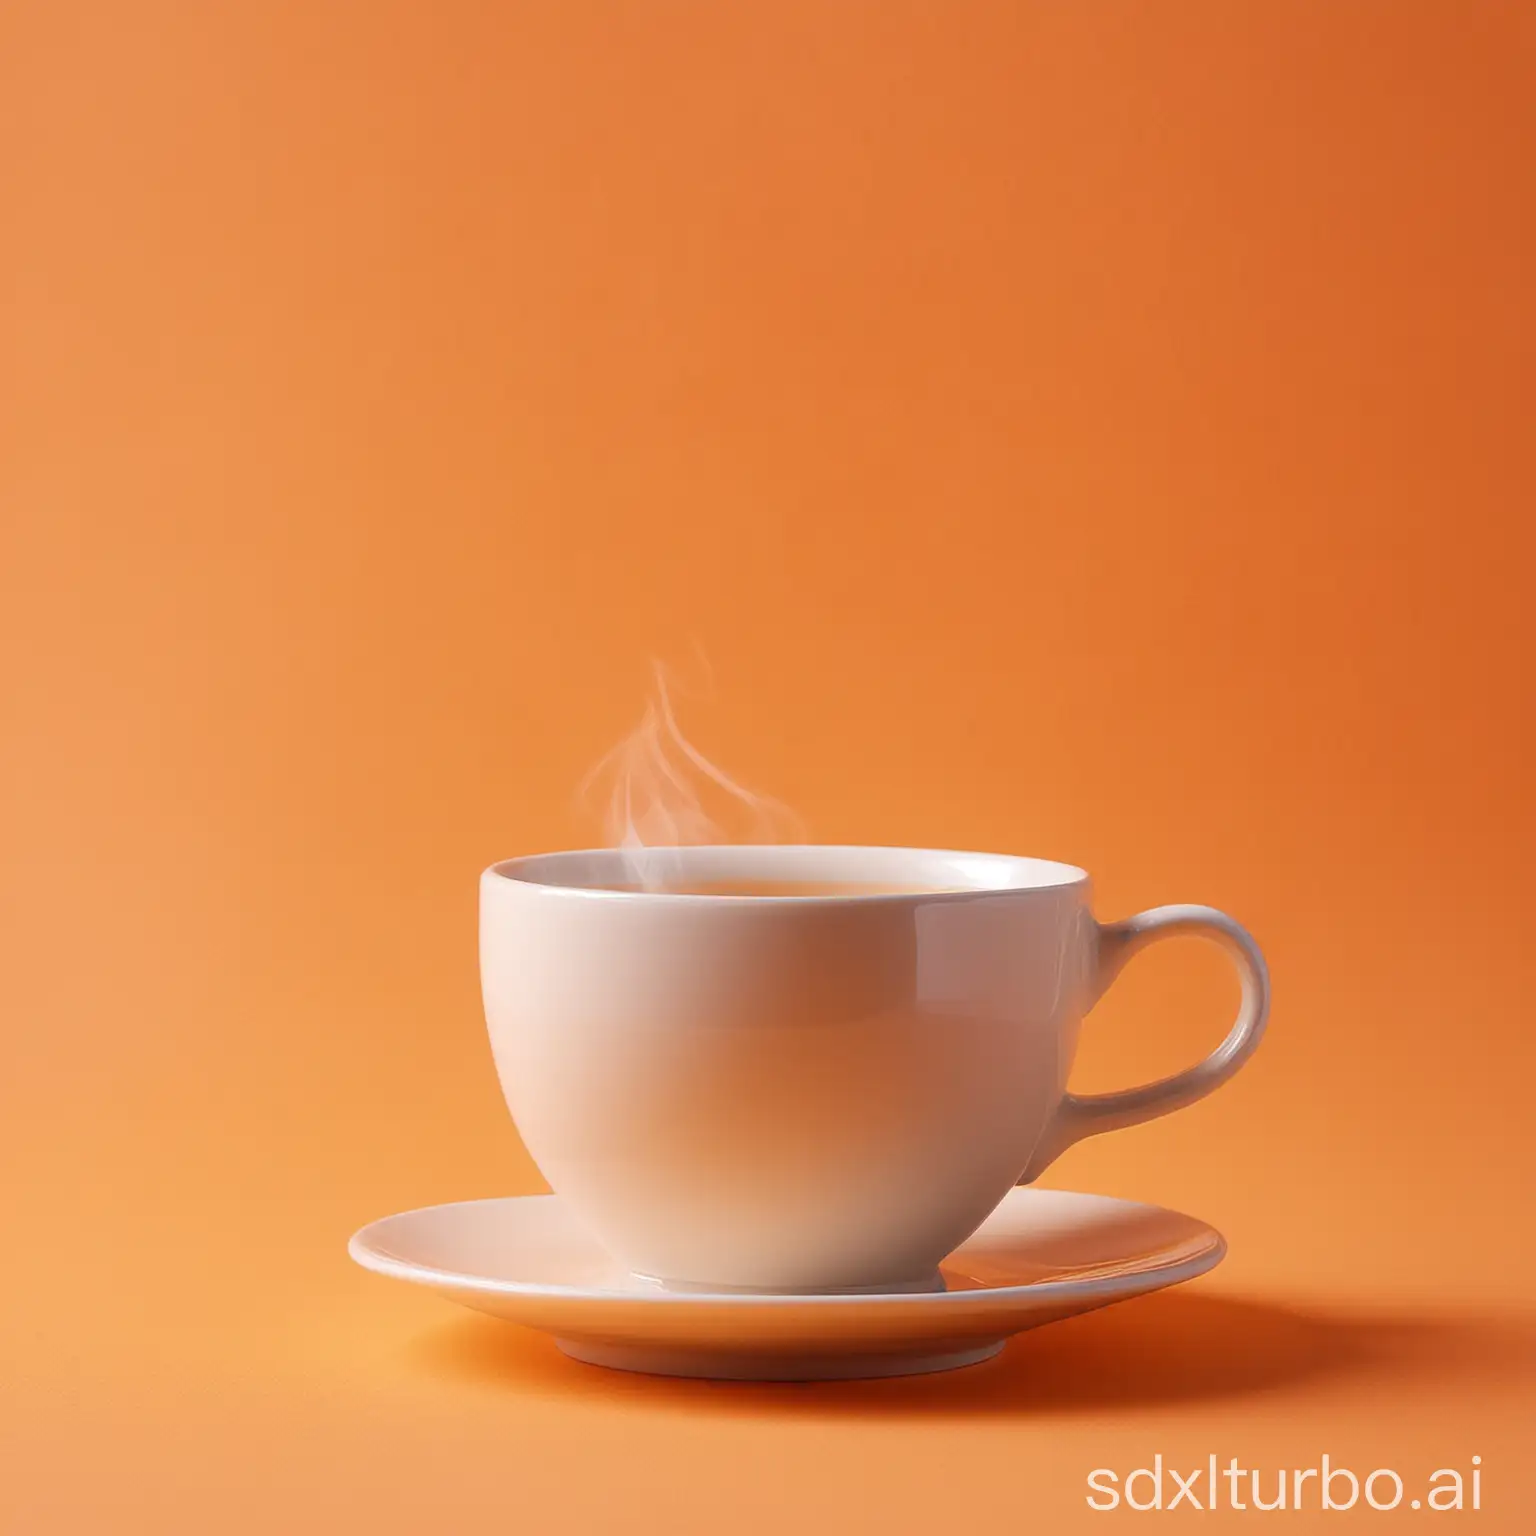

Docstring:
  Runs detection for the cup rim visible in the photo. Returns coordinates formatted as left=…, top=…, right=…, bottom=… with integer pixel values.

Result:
left=483, top=844, right=1089, bottom=902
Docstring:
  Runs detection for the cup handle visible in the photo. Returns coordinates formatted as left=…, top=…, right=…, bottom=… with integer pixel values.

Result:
left=1019, top=904, right=1270, bottom=1184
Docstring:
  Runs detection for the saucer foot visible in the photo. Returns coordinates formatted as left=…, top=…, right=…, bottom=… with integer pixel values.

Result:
left=631, top=1268, right=946, bottom=1297
left=554, top=1336, right=1005, bottom=1381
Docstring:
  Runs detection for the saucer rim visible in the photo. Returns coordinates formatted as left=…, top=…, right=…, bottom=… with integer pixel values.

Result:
left=347, top=1189, right=1226, bottom=1308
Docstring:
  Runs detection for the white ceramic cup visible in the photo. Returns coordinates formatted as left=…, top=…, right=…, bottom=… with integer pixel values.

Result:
left=480, top=845, right=1268, bottom=1292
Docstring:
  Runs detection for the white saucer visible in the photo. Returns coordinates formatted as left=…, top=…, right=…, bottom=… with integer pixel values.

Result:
left=349, top=1188, right=1224, bottom=1381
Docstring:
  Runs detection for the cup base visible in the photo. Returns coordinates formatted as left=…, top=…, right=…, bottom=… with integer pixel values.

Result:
left=628, top=1268, right=947, bottom=1297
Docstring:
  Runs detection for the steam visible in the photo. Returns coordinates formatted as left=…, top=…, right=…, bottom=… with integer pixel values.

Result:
left=579, top=659, right=802, bottom=889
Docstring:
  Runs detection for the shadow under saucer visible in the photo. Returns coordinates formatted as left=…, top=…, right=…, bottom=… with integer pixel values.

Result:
left=408, top=1287, right=1536, bottom=1420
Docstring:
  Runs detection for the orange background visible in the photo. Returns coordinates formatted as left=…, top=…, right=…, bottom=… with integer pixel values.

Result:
left=3, top=1, right=1534, bottom=1530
